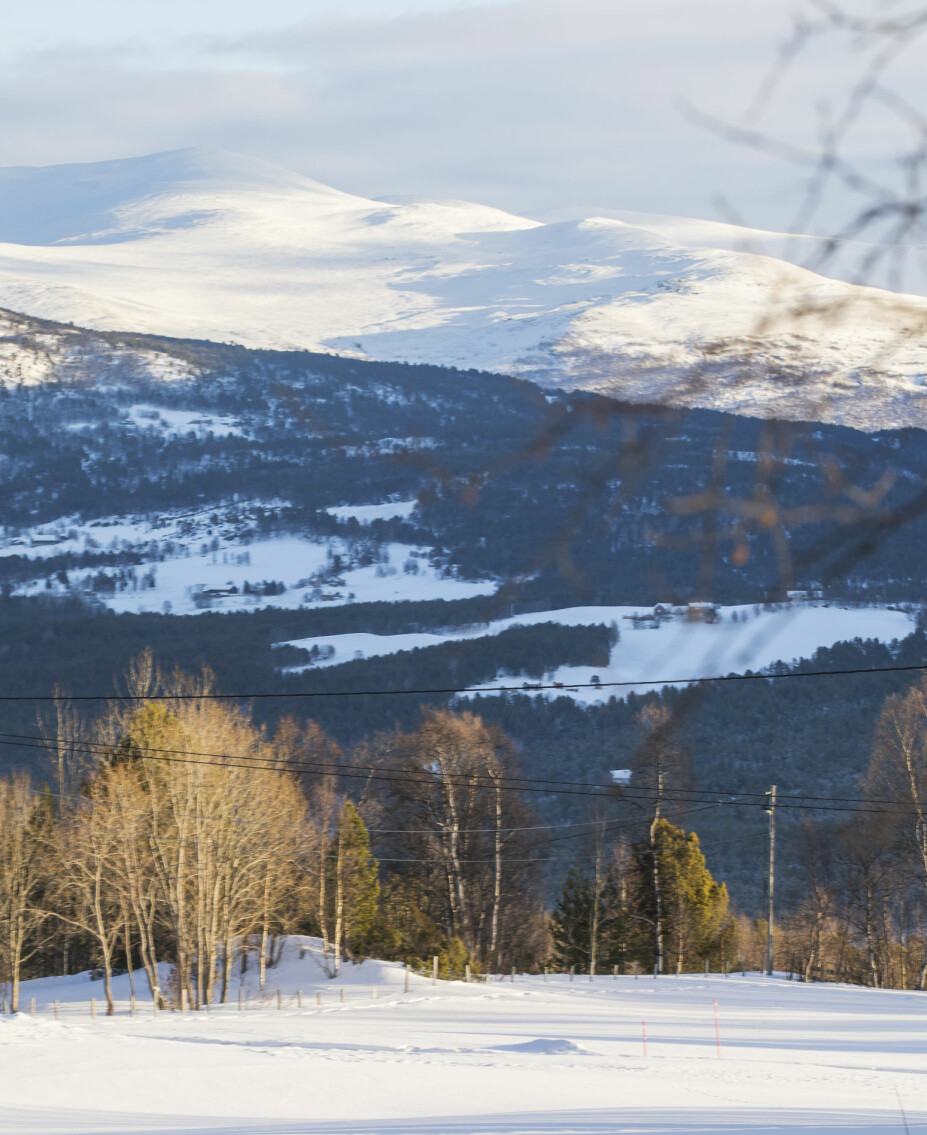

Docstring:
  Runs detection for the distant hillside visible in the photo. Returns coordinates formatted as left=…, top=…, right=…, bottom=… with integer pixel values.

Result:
left=0, top=148, right=925, bottom=428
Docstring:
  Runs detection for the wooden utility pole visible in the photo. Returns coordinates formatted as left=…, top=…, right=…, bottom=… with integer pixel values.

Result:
left=766, top=786, right=776, bottom=977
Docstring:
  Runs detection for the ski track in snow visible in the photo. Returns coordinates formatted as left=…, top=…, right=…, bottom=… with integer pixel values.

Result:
left=3, top=937, right=927, bottom=1134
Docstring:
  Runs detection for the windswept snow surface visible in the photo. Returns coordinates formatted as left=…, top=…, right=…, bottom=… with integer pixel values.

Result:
left=279, top=603, right=914, bottom=698
left=3, top=937, right=927, bottom=1133
left=1, top=148, right=927, bottom=427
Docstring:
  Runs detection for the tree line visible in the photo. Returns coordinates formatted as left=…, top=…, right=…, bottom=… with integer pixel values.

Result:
left=0, top=654, right=729, bottom=1014
left=9, top=654, right=927, bottom=1014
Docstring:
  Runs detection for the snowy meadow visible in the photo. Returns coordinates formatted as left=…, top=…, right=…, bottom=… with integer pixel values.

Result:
left=3, top=938, right=927, bottom=1134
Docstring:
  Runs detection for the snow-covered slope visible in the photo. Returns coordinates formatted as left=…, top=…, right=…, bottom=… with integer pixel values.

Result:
left=5, top=939, right=927, bottom=1133
left=1, top=147, right=927, bottom=428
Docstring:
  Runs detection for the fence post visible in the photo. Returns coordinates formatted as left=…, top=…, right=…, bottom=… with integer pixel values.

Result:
left=130, top=994, right=135, bottom=1017
left=705, top=958, right=709, bottom=977
left=297, top=990, right=302, bottom=1008
left=714, top=998, right=721, bottom=1059
left=276, top=989, right=282, bottom=1010
left=181, top=989, right=188, bottom=1016
left=29, top=997, right=35, bottom=1017
left=404, top=965, right=409, bottom=993
left=543, top=966, right=548, bottom=982
left=54, top=999, right=59, bottom=1021
left=238, top=989, right=243, bottom=1012
left=511, top=967, right=515, bottom=983
left=569, top=965, right=574, bottom=982
left=372, top=989, right=377, bottom=1000
left=340, top=988, right=345, bottom=1003
left=432, top=956, right=438, bottom=985
left=317, top=991, right=322, bottom=1006
left=465, top=963, right=471, bottom=983
left=613, top=965, right=618, bottom=979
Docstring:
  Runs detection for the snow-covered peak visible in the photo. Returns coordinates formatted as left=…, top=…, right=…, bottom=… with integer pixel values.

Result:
left=0, top=147, right=372, bottom=247
left=0, top=148, right=925, bottom=429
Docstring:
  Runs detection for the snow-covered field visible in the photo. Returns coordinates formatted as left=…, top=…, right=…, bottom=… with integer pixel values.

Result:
left=326, top=501, right=418, bottom=525
left=280, top=603, right=914, bottom=699
left=1, top=148, right=926, bottom=428
left=123, top=404, right=246, bottom=438
left=3, top=937, right=927, bottom=1134
left=11, top=537, right=492, bottom=616
left=0, top=504, right=493, bottom=615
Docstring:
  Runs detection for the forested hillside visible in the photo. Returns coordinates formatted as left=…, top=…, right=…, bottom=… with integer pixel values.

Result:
left=3, top=311, right=927, bottom=917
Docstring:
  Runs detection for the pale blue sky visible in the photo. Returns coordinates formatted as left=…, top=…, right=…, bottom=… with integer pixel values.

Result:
left=2, top=0, right=923, bottom=236
left=0, top=1, right=512, bottom=55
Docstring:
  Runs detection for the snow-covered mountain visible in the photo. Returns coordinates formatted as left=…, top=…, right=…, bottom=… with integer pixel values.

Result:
left=2, top=147, right=927, bottom=429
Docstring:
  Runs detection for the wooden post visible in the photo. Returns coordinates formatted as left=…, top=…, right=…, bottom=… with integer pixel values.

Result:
left=569, top=965, right=574, bottom=982
left=372, top=989, right=377, bottom=1000
left=705, top=958, right=709, bottom=976
left=340, top=988, right=345, bottom=1003
left=181, top=989, right=188, bottom=1015
left=510, top=967, right=515, bottom=983
left=297, top=990, right=303, bottom=1008
left=130, top=993, right=136, bottom=1017
left=238, top=988, right=243, bottom=1012
left=91, top=997, right=96, bottom=1020
left=766, top=786, right=777, bottom=976
left=543, top=966, right=548, bottom=982
left=432, top=956, right=438, bottom=985
left=404, top=965, right=409, bottom=993
left=317, top=991, right=322, bottom=1006
left=714, top=998, right=721, bottom=1059
left=54, top=1000, right=59, bottom=1021
left=654, top=963, right=658, bottom=978
left=29, top=997, right=35, bottom=1017
left=276, top=989, right=282, bottom=1010
left=613, top=964, right=617, bottom=979
left=465, top=964, right=471, bottom=983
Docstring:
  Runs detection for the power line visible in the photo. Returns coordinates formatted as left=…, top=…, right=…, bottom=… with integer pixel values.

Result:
left=6, top=729, right=927, bottom=818
left=0, top=728, right=772, bottom=800
left=1, top=658, right=925, bottom=702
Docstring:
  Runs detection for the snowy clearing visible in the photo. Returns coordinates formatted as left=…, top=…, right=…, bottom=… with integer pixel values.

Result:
left=3, top=937, right=927, bottom=1134
left=124, top=404, right=246, bottom=438
left=1, top=504, right=494, bottom=615
left=12, top=538, right=493, bottom=616
left=278, top=603, right=914, bottom=698
left=326, top=501, right=418, bottom=524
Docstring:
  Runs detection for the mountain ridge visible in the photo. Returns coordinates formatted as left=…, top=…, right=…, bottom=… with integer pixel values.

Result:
left=0, top=147, right=925, bottom=430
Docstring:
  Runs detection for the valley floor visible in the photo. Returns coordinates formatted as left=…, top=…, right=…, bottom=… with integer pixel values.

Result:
left=3, top=939, right=927, bottom=1133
